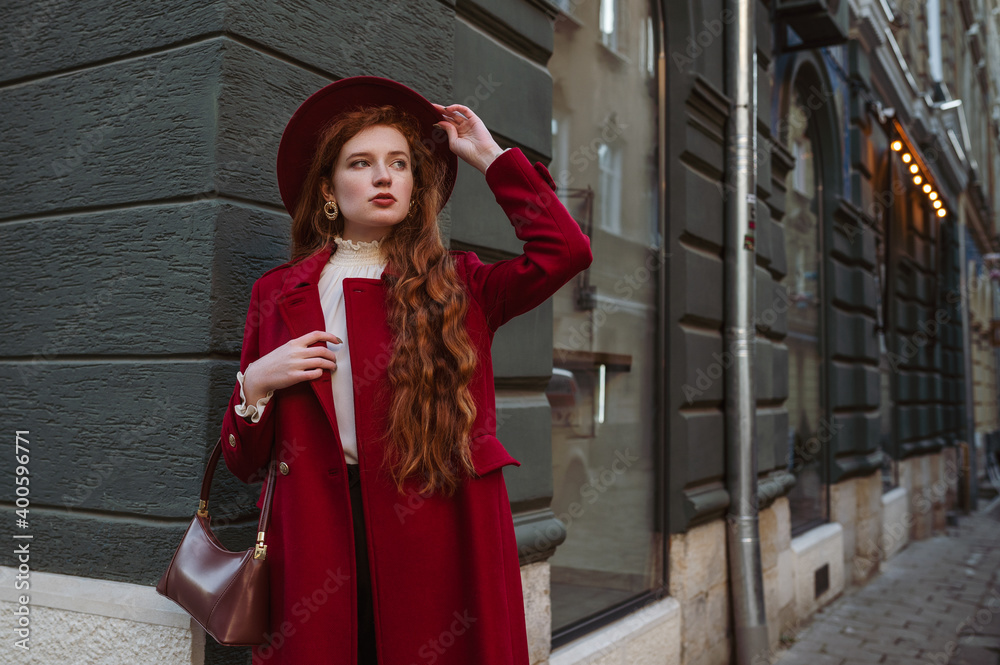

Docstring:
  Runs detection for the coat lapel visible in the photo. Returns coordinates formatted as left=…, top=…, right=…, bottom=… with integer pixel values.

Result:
left=342, top=274, right=395, bottom=465
left=275, top=245, right=341, bottom=444
left=274, top=243, right=397, bottom=465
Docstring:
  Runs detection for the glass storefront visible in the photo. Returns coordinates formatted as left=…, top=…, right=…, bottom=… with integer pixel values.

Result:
left=545, top=0, right=663, bottom=635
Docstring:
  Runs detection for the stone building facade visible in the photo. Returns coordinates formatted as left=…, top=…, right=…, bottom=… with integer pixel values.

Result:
left=1, top=1, right=998, bottom=664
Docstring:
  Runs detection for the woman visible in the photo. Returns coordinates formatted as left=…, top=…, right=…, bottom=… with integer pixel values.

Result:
left=220, top=76, right=592, bottom=665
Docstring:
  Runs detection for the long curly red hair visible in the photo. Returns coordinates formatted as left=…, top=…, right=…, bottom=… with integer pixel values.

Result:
left=289, top=104, right=478, bottom=497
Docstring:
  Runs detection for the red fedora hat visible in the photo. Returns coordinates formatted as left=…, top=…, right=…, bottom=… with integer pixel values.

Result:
left=276, top=76, right=458, bottom=218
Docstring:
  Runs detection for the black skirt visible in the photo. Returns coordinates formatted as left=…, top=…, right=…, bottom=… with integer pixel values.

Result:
left=346, top=463, right=377, bottom=665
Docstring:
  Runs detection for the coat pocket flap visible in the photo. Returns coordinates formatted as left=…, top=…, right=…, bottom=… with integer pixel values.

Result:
left=469, top=434, right=521, bottom=477
left=532, top=161, right=558, bottom=191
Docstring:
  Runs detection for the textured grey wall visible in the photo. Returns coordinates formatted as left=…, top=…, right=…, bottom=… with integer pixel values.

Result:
left=664, top=0, right=796, bottom=531
left=0, top=0, right=440, bottom=612
left=1, top=1, right=458, bottom=662
left=665, top=0, right=731, bottom=532
left=0, top=0, right=588, bottom=629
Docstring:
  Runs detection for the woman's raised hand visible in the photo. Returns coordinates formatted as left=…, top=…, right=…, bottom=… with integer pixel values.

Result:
left=431, top=103, right=505, bottom=175
left=242, top=331, right=341, bottom=403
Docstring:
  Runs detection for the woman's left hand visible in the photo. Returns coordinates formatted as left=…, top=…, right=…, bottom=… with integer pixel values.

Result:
left=431, top=103, right=505, bottom=175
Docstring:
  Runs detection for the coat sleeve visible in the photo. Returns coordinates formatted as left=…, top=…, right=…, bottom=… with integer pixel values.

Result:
left=461, top=147, right=593, bottom=333
left=220, top=278, right=276, bottom=484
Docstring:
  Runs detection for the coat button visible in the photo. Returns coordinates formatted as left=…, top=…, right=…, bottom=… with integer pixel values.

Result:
left=279, top=462, right=289, bottom=475
left=228, top=434, right=236, bottom=447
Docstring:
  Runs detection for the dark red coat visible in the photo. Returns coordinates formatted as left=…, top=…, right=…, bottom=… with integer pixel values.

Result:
left=220, top=147, right=593, bottom=665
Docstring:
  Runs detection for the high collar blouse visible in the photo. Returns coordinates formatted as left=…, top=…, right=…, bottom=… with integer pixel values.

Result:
left=235, top=234, right=387, bottom=465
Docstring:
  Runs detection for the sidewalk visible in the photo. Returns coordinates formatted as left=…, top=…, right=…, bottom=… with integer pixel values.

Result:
left=771, top=498, right=1000, bottom=665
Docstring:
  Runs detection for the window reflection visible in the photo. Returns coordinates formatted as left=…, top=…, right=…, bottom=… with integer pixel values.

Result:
left=598, top=142, right=623, bottom=233
left=554, top=0, right=575, bottom=16
left=782, top=85, right=828, bottom=533
left=876, top=150, right=901, bottom=492
left=599, top=0, right=622, bottom=52
left=546, top=0, right=662, bottom=634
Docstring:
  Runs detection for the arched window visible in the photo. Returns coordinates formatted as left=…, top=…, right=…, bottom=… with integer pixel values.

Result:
left=782, top=76, right=829, bottom=534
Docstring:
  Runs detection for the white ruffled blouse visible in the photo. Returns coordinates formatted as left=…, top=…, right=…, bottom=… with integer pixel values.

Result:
left=234, top=234, right=388, bottom=465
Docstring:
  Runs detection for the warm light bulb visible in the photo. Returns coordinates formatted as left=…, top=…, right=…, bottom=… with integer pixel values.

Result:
left=937, top=209, right=947, bottom=217
left=902, top=153, right=912, bottom=163
left=913, top=175, right=922, bottom=185
left=929, top=191, right=938, bottom=200
left=933, top=200, right=942, bottom=209
left=922, top=184, right=932, bottom=193
left=891, top=140, right=903, bottom=151
left=909, top=164, right=919, bottom=174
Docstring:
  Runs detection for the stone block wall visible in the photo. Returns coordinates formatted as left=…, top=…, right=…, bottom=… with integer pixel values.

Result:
left=760, top=498, right=796, bottom=650
left=830, top=471, right=883, bottom=585
left=668, top=520, right=731, bottom=665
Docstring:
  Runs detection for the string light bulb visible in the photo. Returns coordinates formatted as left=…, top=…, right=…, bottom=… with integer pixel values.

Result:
left=909, top=164, right=919, bottom=174
left=913, top=175, right=922, bottom=185
left=891, top=140, right=903, bottom=151
left=929, top=191, right=938, bottom=201
left=937, top=209, right=947, bottom=217
left=902, top=153, right=912, bottom=163
left=922, top=183, right=932, bottom=193
left=933, top=200, right=943, bottom=209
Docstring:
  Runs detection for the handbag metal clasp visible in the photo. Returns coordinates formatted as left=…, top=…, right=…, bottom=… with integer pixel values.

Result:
left=254, top=531, right=267, bottom=560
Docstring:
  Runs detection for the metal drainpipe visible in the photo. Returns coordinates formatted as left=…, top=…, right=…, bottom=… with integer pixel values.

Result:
left=724, top=0, right=769, bottom=661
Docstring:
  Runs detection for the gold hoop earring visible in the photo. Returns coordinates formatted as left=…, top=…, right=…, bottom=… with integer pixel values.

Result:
left=323, top=200, right=339, bottom=221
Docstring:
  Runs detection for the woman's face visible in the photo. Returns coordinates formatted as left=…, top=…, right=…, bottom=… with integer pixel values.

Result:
left=321, top=124, right=414, bottom=242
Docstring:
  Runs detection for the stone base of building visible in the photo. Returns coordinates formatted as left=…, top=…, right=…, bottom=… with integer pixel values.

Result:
left=548, top=597, right=682, bottom=665
left=668, top=519, right=731, bottom=665
left=789, top=522, right=845, bottom=618
left=521, top=561, right=552, bottom=664
left=0, top=566, right=202, bottom=665
left=0, top=562, right=563, bottom=665
left=830, top=471, right=883, bottom=585
left=880, top=486, right=910, bottom=563
left=760, top=497, right=796, bottom=650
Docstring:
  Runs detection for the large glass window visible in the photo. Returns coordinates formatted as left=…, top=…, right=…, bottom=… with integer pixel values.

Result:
left=545, top=0, right=662, bottom=638
left=877, top=214, right=896, bottom=492
left=875, top=138, right=907, bottom=492
left=782, top=83, right=829, bottom=534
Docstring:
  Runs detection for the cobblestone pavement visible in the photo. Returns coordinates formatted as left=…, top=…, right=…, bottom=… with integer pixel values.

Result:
left=772, top=498, right=1000, bottom=665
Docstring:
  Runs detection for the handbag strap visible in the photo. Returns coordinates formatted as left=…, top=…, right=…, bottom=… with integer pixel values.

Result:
left=198, top=437, right=278, bottom=561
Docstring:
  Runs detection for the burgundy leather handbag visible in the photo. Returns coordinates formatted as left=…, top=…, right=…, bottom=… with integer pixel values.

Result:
left=156, top=437, right=276, bottom=646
